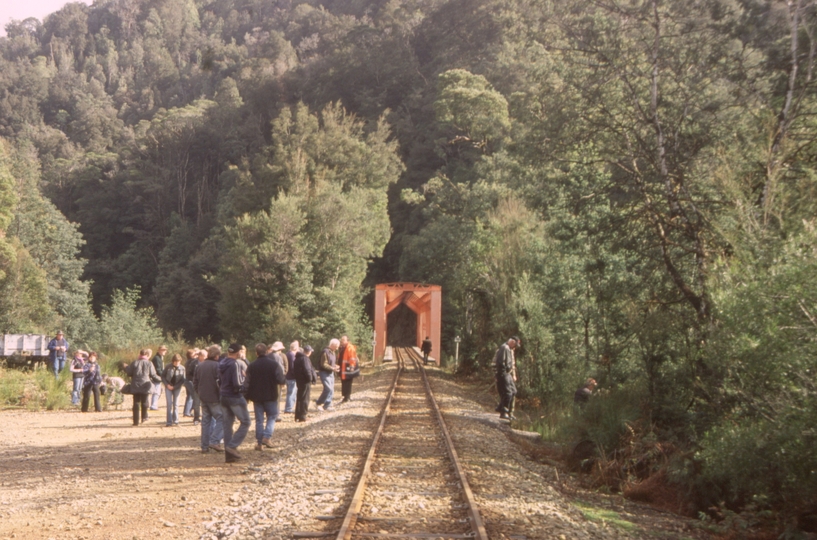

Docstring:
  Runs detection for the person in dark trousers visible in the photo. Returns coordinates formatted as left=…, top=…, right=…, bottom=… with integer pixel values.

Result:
left=219, top=343, right=251, bottom=463
left=573, top=378, right=597, bottom=407
left=245, top=343, right=287, bottom=451
left=293, top=346, right=316, bottom=422
left=149, top=345, right=167, bottom=410
left=193, top=345, right=224, bottom=454
left=81, top=352, right=103, bottom=412
left=494, top=336, right=520, bottom=421
left=338, top=336, right=358, bottom=403
left=125, top=349, right=161, bottom=426
left=46, top=330, right=69, bottom=379
left=162, top=354, right=186, bottom=426
left=283, top=341, right=299, bottom=413
left=183, top=348, right=202, bottom=425
left=316, top=339, right=340, bottom=411
left=421, top=336, right=432, bottom=365
left=69, top=350, right=88, bottom=405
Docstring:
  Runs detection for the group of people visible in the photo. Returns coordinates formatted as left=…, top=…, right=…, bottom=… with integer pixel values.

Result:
left=47, top=331, right=124, bottom=412
left=122, top=336, right=360, bottom=463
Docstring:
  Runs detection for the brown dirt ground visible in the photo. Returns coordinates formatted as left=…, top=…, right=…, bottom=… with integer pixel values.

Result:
left=0, top=398, right=277, bottom=540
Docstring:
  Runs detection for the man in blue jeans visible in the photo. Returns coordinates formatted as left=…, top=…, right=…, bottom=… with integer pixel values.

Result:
left=245, top=343, right=287, bottom=451
left=284, top=341, right=299, bottom=413
left=219, top=343, right=251, bottom=463
left=316, top=339, right=340, bottom=411
left=47, top=330, right=69, bottom=379
left=194, top=345, right=224, bottom=454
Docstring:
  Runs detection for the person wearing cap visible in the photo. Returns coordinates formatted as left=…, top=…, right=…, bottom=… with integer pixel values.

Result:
left=47, top=330, right=69, bottom=378
left=316, top=339, right=340, bottom=411
left=293, top=345, right=317, bottom=422
left=283, top=341, right=299, bottom=414
left=494, top=336, right=520, bottom=421
left=245, top=343, right=287, bottom=450
left=219, top=343, right=252, bottom=462
left=268, top=341, right=287, bottom=374
left=81, top=352, right=103, bottom=412
left=194, top=345, right=225, bottom=453
left=149, top=345, right=168, bottom=410
left=69, top=349, right=89, bottom=405
left=338, top=335, right=359, bottom=404
left=183, top=349, right=201, bottom=425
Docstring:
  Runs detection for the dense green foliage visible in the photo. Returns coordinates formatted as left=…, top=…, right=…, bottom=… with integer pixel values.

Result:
left=1, top=0, right=816, bottom=529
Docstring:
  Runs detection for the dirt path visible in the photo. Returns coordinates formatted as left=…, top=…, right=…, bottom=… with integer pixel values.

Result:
left=0, top=401, right=260, bottom=540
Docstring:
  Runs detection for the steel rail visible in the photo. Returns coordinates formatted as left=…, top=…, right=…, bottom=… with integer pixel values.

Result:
left=333, top=347, right=488, bottom=540
left=408, top=348, right=489, bottom=540
left=334, top=354, right=403, bottom=540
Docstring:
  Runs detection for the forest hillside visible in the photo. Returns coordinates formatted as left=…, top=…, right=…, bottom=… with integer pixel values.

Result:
left=1, top=0, right=816, bottom=532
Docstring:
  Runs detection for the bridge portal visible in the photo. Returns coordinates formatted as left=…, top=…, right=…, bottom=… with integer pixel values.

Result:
left=374, top=283, right=441, bottom=364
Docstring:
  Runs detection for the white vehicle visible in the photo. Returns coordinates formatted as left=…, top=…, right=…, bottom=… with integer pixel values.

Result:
left=1, top=334, right=50, bottom=368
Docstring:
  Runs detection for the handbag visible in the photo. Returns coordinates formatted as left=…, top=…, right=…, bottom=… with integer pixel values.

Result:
left=120, top=383, right=133, bottom=395
left=344, top=359, right=360, bottom=379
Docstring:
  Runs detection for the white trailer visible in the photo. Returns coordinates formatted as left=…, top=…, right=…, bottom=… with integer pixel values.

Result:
left=1, top=334, right=50, bottom=368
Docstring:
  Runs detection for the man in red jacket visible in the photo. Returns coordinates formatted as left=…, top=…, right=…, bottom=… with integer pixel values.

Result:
left=338, top=335, right=359, bottom=404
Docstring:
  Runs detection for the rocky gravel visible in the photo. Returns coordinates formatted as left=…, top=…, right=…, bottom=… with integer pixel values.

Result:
left=0, top=363, right=710, bottom=540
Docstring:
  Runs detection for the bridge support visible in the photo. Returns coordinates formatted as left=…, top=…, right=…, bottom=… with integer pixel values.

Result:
left=374, top=283, right=441, bottom=364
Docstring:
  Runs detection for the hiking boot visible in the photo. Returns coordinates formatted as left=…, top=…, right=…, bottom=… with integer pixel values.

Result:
left=262, top=438, right=273, bottom=448
left=225, top=448, right=242, bottom=463
left=499, top=413, right=510, bottom=420
left=254, top=443, right=263, bottom=451
left=508, top=414, right=517, bottom=420
left=209, top=444, right=225, bottom=453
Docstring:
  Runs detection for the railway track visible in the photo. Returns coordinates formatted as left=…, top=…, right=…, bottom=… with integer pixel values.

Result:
left=297, top=346, right=488, bottom=540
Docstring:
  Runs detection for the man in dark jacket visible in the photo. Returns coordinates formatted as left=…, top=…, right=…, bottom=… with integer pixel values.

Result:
left=245, top=343, right=287, bottom=451
left=293, top=346, right=316, bottom=422
left=283, top=341, right=299, bottom=413
left=193, top=345, right=224, bottom=454
left=219, top=343, right=251, bottom=463
left=494, top=336, right=520, bottom=421
left=183, top=348, right=202, bottom=425
left=421, top=336, right=432, bottom=365
left=149, top=345, right=167, bottom=410
left=125, top=349, right=162, bottom=426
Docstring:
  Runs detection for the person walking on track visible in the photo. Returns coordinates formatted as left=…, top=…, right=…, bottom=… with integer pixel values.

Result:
left=421, top=336, right=432, bottom=365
